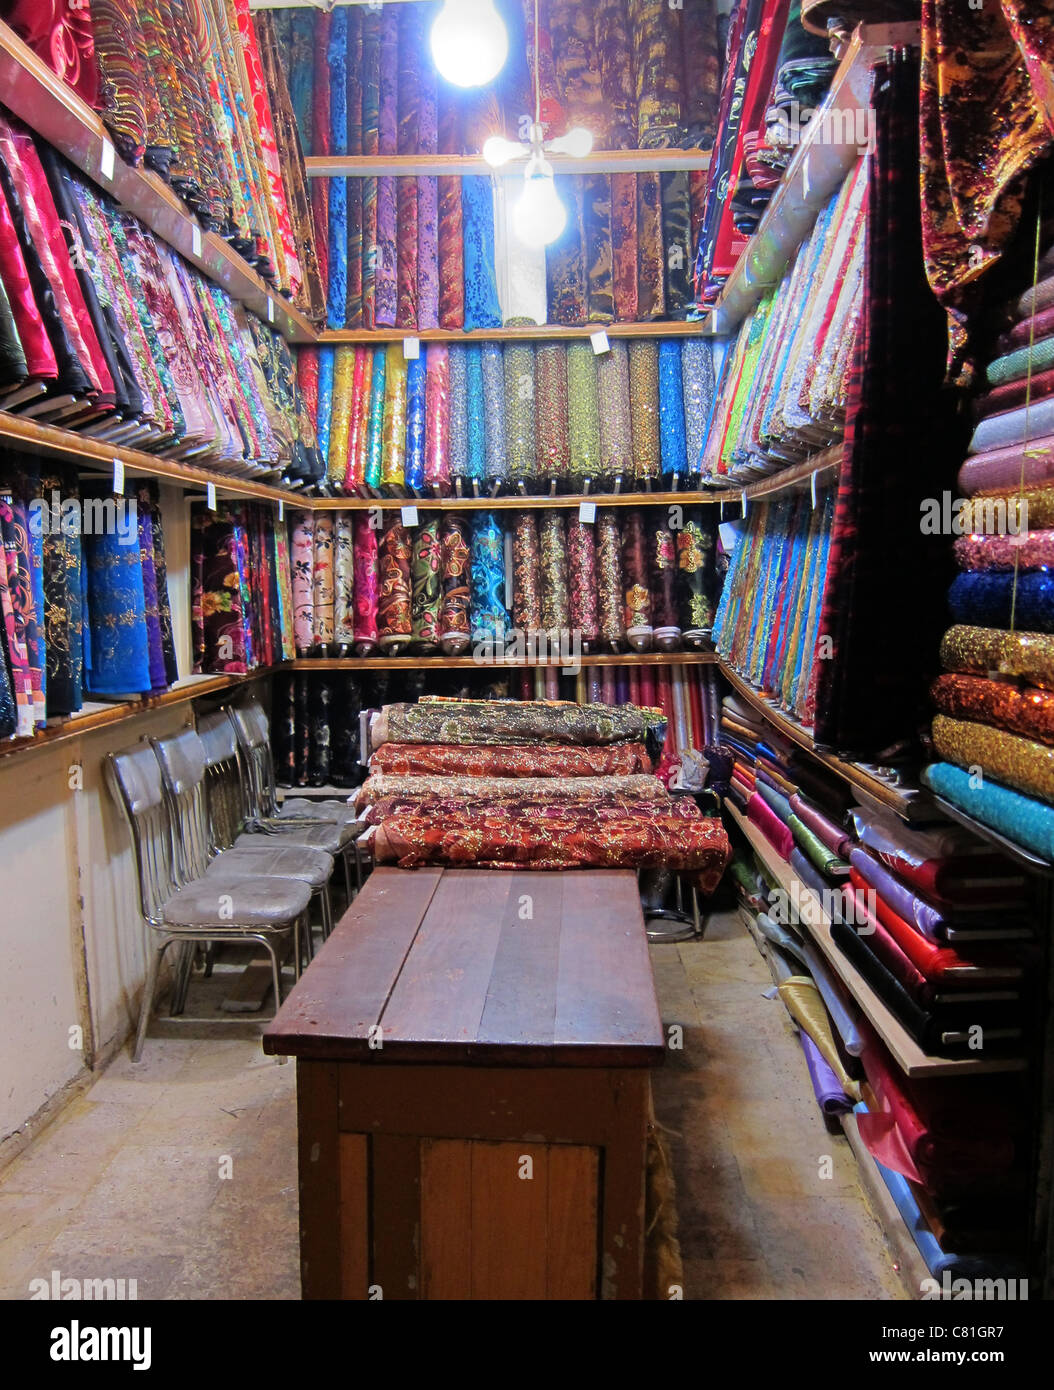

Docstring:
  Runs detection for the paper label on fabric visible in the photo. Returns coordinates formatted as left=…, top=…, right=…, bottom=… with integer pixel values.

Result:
left=590, top=331, right=610, bottom=355
left=741, top=490, right=748, bottom=517
left=403, top=337, right=421, bottom=360
left=112, top=458, right=124, bottom=497
left=207, top=482, right=217, bottom=511
left=266, top=298, right=275, bottom=324
left=99, top=140, right=115, bottom=183
left=719, top=522, right=741, bottom=551
left=192, top=225, right=202, bottom=258
left=278, top=500, right=284, bottom=521
left=578, top=501, right=596, bottom=524
left=400, top=505, right=419, bottom=527
left=811, top=471, right=818, bottom=509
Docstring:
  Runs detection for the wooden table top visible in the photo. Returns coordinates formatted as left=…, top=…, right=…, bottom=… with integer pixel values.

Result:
left=263, top=867, right=666, bottom=1067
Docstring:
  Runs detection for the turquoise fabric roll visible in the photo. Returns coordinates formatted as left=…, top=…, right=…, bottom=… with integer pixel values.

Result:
left=470, top=512, right=508, bottom=643
left=316, top=347, right=335, bottom=463
left=405, top=354, right=426, bottom=491
left=464, top=344, right=486, bottom=484
left=659, top=338, right=687, bottom=479
left=365, top=346, right=387, bottom=490
left=986, top=335, right=1054, bottom=388
left=922, top=762, right=1054, bottom=862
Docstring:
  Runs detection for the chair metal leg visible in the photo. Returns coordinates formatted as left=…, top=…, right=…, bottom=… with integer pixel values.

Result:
left=320, top=884, right=333, bottom=942
left=170, top=941, right=196, bottom=1016
left=133, top=937, right=172, bottom=1063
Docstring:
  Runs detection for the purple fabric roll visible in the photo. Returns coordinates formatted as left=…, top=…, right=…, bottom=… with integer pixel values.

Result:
left=800, top=1033, right=853, bottom=1116
left=848, top=847, right=947, bottom=941
left=378, top=9, right=399, bottom=155
left=375, top=176, right=398, bottom=327
left=957, top=432, right=1054, bottom=496
left=789, top=792, right=851, bottom=859
left=417, top=22, right=439, bottom=330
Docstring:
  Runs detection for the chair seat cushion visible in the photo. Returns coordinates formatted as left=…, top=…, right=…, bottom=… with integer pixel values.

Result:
left=161, top=876, right=311, bottom=928
left=279, top=798, right=359, bottom=826
left=255, top=822, right=358, bottom=853
left=205, top=846, right=333, bottom=889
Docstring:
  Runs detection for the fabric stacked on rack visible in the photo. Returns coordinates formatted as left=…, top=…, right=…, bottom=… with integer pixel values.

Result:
left=301, top=337, right=718, bottom=494
left=190, top=500, right=294, bottom=676
left=358, top=694, right=732, bottom=880
left=8, top=0, right=323, bottom=312
left=287, top=504, right=719, bottom=660
left=271, top=668, right=365, bottom=790
left=0, top=465, right=181, bottom=737
left=0, top=119, right=324, bottom=485
left=699, top=161, right=865, bottom=484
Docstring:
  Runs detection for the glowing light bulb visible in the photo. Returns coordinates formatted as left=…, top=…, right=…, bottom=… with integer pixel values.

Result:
left=513, top=157, right=566, bottom=249
left=483, top=135, right=521, bottom=168
left=549, top=126, right=594, bottom=160
left=430, top=0, right=509, bottom=89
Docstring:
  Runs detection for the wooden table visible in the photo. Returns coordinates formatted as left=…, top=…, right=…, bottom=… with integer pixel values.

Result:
left=263, top=867, right=666, bottom=1300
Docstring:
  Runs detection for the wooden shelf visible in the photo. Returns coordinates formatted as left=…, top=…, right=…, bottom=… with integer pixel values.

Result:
left=285, top=651, right=718, bottom=671
left=725, top=802, right=1026, bottom=1078
left=0, top=670, right=274, bottom=763
left=306, top=149, right=711, bottom=178
left=719, top=663, right=927, bottom=820
left=307, top=486, right=717, bottom=511
left=716, top=445, right=844, bottom=503
left=703, top=22, right=920, bottom=337
left=319, top=320, right=707, bottom=345
left=0, top=411, right=302, bottom=506
left=0, top=21, right=318, bottom=346
left=928, top=793, right=1054, bottom=878
left=841, top=1111, right=931, bottom=1300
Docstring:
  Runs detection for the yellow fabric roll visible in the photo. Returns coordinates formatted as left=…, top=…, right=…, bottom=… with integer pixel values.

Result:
left=932, top=713, right=1054, bottom=806
left=327, top=345, right=357, bottom=488
left=777, top=977, right=862, bottom=1103
left=381, top=342, right=408, bottom=488
left=940, top=624, right=1054, bottom=690
left=959, top=488, right=1051, bottom=531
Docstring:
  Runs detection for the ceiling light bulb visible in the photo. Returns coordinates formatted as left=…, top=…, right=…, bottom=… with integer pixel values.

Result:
left=513, top=158, right=566, bottom=249
left=550, top=126, right=594, bottom=160
left=430, top=0, right=509, bottom=89
left=483, top=135, right=519, bottom=168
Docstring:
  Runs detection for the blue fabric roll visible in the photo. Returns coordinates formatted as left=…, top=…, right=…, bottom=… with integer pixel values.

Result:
left=448, top=345, right=468, bottom=481
left=922, top=762, right=1054, bottom=863
left=316, top=347, right=335, bottom=463
left=970, top=396, right=1054, bottom=454
left=949, top=570, right=1054, bottom=633
left=84, top=515, right=150, bottom=695
left=659, top=338, right=687, bottom=479
left=462, top=176, right=501, bottom=331
left=470, top=512, right=508, bottom=642
left=405, top=354, right=427, bottom=491
left=365, top=346, right=387, bottom=490
left=681, top=337, right=716, bottom=475
left=464, top=344, right=486, bottom=483
left=481, top=342, right=507, bottom=482
left=325, top=11, right=349, bottom=329
left=27, top=494, right=46, bottom=710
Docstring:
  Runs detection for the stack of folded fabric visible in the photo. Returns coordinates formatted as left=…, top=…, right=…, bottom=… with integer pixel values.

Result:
left=924, top=235, right=1054, bottom=863
left=356, top=696, right=732, bottom=881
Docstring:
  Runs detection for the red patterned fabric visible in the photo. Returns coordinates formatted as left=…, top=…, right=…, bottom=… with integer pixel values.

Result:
left=3, top=0, right=99, bottom=107
left=370, top=741, right=653, bottom=778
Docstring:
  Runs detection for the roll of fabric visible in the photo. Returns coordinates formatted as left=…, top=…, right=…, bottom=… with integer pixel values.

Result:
left=377, top=515, right=412, bottom=652
left=439, top=514, right=471, bottom=654
left=567, top=341, right=601, bottom=485
left=596, top=508, right=625, bottom=651
left=352, top=513, right=379, bottom=655
left=622, top=509, right=653, bottom=651
left=636, top=172, right=666, bottom=319
left=411, top=515, right=443, bottom=653
left=290, top=510, right=314, bottom=654
left=324, top=10, right=349, bottom=329
left=610, top=174, right=639, bottom=321
left=789, top=791, right=851, bottom=858
left=535, top=342, right=570, bottom=483
left=448, top=344, right=469, bottom=484
left=779, top=977, right=862, bottom=1103
left=375, top=698, right=658, bottom=747
left=676, top=508, right=716, bottom=647
left=333, top=512, right=355, bottom=647
left=661, top=171, right=694, bottom=316
left=971, top=397, right=1054, bottom=455
left=416, top=28, right=439, bottom=331
left=372, top=741, right=652, bottom=777
left=958, top=485, right=1054, bottom=532
left=342, top=347, right=368, bottom=492
left=546, top=176, right=588, bottom=325
left=404, top=353, right=427, bottom=492
left=632, top=0, right=685, bottom=147
left=315, top=347, right=335, bottom=464
left=438, top=92, right=464, bottom=329
left=954, top=530, right=1054, bottom=572
left=933, top=713, right=1054, bottom=806
left=381, top=342, right=408, bottom=489
left=940, top=624, right=1054, bottom=689
left=424, top=343, right=451, bottom=493
left=462, top=175, right=502, bottom=330
left=649, top=520, right=681, bottom=651
left=949, top=570, right=1054, bottom=633
left=503, top=330, right=537, bottom=486
left=364, top=344, right=387, bottom=490
left=681, top=339, right=716, bottom=476
left=494, top=177, right=548, bottom=326
left=628, top=340, right=662, bottom=480
left=596, top=341, right=633, bottom=481
left=567, top=516, right=599, bottom=651
left=464, top=344, right=487, bottom=485
left=584, top=174, right=615, bottom=323
left=481, top=341, right=508, bottom=485
left=374, top=173, right=398, bottom=326
left=932, top=671, right=1054, bottom=747
left=513, top=511, right=542, bottom=633
left=344, top=10, right=364, bottom=328
left=470, top=512, right=508, bottom=645
left=922, top=762, right=1054, bottom=863
left=658, top=338, right=688, bottom=480
left=539, top=510, right=570, bottom=633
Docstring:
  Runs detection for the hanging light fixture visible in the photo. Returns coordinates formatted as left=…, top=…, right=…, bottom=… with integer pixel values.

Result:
left=513, top=150, right=567, bottom=249
left=430, top=0, right=509, bottom=89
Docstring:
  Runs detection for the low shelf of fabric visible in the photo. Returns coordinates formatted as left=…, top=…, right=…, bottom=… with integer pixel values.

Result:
left=263, top=866, right=665, bottom=1300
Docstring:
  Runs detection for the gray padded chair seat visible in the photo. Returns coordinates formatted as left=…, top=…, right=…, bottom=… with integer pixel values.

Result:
left=279, top=798, right=359, bottom=825
left=203, top=845, right=334, bottom=890
left=161, top=877, right=312, bottom=928
left=238, top=822, right=355, bottom=854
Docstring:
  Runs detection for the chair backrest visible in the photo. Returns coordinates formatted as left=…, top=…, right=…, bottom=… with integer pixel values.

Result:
left=150, top=729, right=214, bottom=884
left=197, top=709, right=250, bottom=850
left=106, top=744, right=177, bottom=926
left=229, top=700, right=278, bottom=820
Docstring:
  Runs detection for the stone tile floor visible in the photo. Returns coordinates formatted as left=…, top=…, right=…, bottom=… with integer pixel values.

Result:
left=0, top=910, right=904, bottom=1300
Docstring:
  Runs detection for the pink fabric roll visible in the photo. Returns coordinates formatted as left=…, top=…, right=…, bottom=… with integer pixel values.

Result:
left=747, top=792, right=794, bottom=862
left=352, top=513, right=379, bottom=654
left=957, top=432, right=1054, bottom=496
left=425, top=343, right=451, bottom=493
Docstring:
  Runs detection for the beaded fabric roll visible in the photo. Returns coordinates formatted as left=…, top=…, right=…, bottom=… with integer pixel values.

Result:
left=377, top=515, right=413, bottom=651
left=535, top=342, right=570, bottom=484
left=596, top=507, right=625, bottom=651
left=940, top=624, right=1054, bottom=690
left=932, top=714, right=1054, bottom=807
left=955, top=529, right=1054, bottom=571
left=596, top=341, right=633, bottom=481
left=949, top=570, right=1054, bottom=633
left=424, top=343, right=451, bottom=494
left=539, top=510, right=570, bottom=632
left=411, top=516, right=442, bottom=652
left=512, top=511, right=542, bottom=632
left=567, top=516, right=599, bottom=650
left=931, top=671, right=1054, bottom=747
left=448, top=345, right=469, bottom=484
left=352, top=512, right=379, bottom=655
left=470, top=512, right=509, bottom=645
left=628, top=339, right=661, bottom=480
left=404, top=354, right=427, bottom=491
left=333, top=512, right=355, bottom=646
left=380, top=342, right=408, bottom=489
left=681, top=338, right=716, bottom=477
left=312, top=512, right=335, bottom=648
left=622, top=508, right=653, bottom=651
left=439, top=513, right=471, bottom=654
left=364, top=345, right=386, bottom=489
left=327, top=345, right=356, bottom=487
left=649, top=520, right=681, bottom=651
left=482, top=342, right=508, bottom=484
left=464, top=344, right=487, bottom=486
left=658, top=338, right=688, bottom=480
left=503, top=327, right=537, bottom=487
left=567, top=341, right=601, bottom=485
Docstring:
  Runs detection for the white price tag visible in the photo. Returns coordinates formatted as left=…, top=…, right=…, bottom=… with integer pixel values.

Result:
left=266, top=297, right=275, bottom=324
left=400, top=505, right=419, bottom=527
left=403, top=336, right=421, bottom=360
left=590, top=330, right=610, bottom=355
left=206, top=482, right=217, bottom=511
left=741, top=489, right=748, bottom=517
left=802, top=153, right=811, bottom=202
left=191, top=224, right=202, bottom=258
left=99, top=139, right=115, bottom=183
left=578, top=500, right=596, bottom=524
left=278, top=499, right=284, bottom=521
left=810, top=470, right=818, bottom=509
left=112, top=457, right=124, bottom=496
